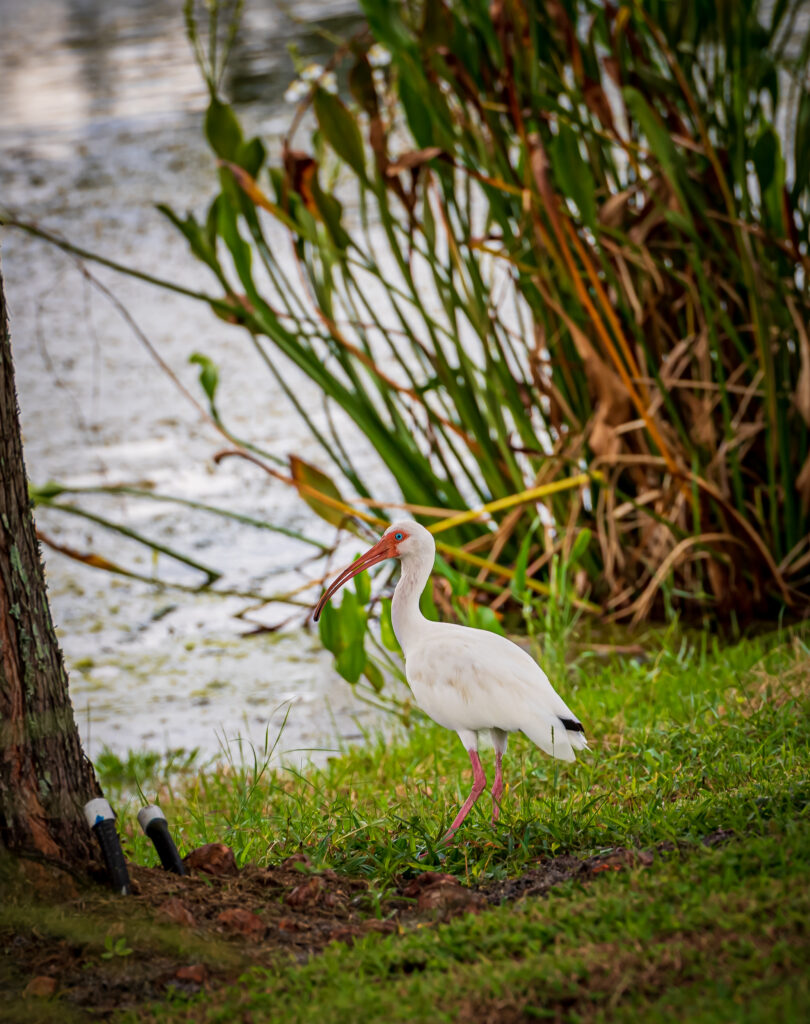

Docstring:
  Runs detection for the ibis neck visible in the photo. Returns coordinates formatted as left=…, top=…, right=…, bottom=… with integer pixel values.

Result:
left=391, top=553, right=432, bottom=656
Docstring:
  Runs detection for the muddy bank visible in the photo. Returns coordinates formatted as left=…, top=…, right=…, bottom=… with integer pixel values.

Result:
left=2, top=838, right=676, bottom=1019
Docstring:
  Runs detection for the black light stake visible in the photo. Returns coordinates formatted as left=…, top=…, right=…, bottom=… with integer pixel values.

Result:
left=83, top=798, right=131, bottom=894
left=137, top=805, right=185, bottom=875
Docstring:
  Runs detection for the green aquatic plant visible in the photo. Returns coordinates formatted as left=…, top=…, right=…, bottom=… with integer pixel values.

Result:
left=8, top=0, right=810, bottom=632
left=164, top=0, right=810, bottom=623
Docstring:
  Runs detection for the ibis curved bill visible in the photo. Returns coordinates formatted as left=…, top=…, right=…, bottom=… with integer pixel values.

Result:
left=314, top=520, right=588, bottom=839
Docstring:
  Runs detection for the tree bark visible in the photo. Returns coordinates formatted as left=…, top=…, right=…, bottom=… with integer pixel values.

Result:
left=0, top=260, right=102, bottom=867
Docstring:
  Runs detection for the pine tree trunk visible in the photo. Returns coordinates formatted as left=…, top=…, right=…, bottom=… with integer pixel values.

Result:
left=0, top=261, right=102, bottom=867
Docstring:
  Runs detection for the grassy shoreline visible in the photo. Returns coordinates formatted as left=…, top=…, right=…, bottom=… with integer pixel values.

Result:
left=117, top=628, right=809, bottom=1021
left=4, top=628, right=808, bottom=1022
left=105, top=627, right=809, bottom=882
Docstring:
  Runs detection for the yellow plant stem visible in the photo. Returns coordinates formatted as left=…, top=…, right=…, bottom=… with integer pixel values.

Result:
left=429, top=474, right=602, bottom=534
left=435, top=541, right=601, bottom=614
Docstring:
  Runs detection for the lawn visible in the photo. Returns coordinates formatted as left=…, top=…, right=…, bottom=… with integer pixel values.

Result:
left=4, top=627, right=809, bottom=1022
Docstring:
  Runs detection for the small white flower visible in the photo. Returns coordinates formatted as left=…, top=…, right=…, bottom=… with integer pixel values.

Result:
left=367, top=43, right=391, bottom=68
left=284, top=79, right=310, bottom=103
left=321, top=70, right=338, bottom=94
left=301, top=62, right=325, bottom=83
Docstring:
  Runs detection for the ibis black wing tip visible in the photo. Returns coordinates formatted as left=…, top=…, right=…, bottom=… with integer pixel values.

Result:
left=559, top=717, right=585, bottom=733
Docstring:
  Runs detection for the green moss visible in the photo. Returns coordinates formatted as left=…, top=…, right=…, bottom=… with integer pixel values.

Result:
left=8, top=542, right=28, bottom=587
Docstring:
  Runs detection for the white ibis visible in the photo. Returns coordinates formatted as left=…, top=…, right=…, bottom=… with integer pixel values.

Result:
left=314, top=521, right=588, bottom=839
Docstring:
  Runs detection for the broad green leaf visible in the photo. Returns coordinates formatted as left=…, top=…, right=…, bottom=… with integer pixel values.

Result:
left=291, top=199, right=320, bottom=245
left=317, top=600, right=342, bottom=655
left=472, top=605, right=505, bottom=636
left=216, top=191, right=253, bottom=289
left=569, top=527, right=592, bottom=565
left=623, top=87, right=689, bottom=217
left=752, top=127, right=777, bottom=193
left=420, top=582, right=439, bottom=622
left=793, top=90, right=810, bottom=200
left=352, top=604, right=369, bottom=647
left=335, top=637, right=367, bottom=684
left=348, top=54, right=379, bottom=117
left=312, top=88, right=367, bottom=182
left=237, top=137, right=266, bottom=177
left=399, top=74, right=433, bottom=149
left=268, top=166, right=284, bottom=204
left=205, top=97, right=243, bottom=161
left=750, top=128, right=785, bottom=231
left=336, top=585, right=361, bottom=639
left=157, top=205, right=220, bottom=277
left=189, top=353, right=219, bottom=410
left=359, top=1, right=412, bottom=53
left=353, top=558, right=371, bottom=605
left=510, top=531, right=533, bottom=600
left=363, top=658, right=385, bottom=692
left=550, top=124, right=597, bottom=228
left=329, top=587, right=368, bottom=664
left=380, top=598, right=402, bottom=653
left=205, top=195, right=221, bottom=252
left=757, top=58, right=779, bottom=111
left=308, top=181, right=351, bottom=252
left=29, top=480, right=66, bottom=503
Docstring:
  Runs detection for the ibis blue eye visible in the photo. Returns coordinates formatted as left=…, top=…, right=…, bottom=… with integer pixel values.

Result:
left=394, top=531, right=403, bottom=541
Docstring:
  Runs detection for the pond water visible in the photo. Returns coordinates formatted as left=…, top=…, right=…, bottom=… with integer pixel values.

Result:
left=0, top=0, right=408, bottom=765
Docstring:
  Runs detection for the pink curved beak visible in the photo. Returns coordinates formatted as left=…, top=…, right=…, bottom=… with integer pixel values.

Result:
left=312, top=532, right=397, bottom=621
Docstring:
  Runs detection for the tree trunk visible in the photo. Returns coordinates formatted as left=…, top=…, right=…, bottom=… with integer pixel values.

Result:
left=0, top=261, right=102, bottom=867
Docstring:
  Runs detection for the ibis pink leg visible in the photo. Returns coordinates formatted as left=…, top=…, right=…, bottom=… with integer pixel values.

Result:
left=490, top=728, right=508, bottom=824
left=443, top=749, right=487, bottom=839
left=491, top=749, right=504, bottom=823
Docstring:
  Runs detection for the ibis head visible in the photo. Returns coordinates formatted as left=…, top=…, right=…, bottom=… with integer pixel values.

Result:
left=312, top=520, right=434, bottom=622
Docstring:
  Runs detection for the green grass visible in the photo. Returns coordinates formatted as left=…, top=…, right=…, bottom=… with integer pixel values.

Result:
left=106, top=628, right=809, bottom=881
left=97, top=627, right=810, bottom=1022
left=136, top=831, right=810, bottom=1023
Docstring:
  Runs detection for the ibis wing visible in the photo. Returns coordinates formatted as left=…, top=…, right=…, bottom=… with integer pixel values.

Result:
left=405, top=625, right=587, bottom=760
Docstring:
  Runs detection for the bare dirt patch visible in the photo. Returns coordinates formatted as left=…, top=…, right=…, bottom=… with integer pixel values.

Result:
left=1, top=836, right=707, bottom=1021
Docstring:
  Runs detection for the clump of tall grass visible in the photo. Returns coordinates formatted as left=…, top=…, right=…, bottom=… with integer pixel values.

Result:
left=11, top=1, right=809, bottom=630
left=163, top=0, right=810, bottom=624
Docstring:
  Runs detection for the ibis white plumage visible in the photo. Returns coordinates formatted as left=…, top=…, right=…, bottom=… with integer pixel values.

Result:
left=314, top=520, right=587, bottom=839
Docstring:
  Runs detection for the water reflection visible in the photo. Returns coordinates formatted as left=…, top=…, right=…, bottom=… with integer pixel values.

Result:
left=0, top=0, right=394, bottom=765
left=0, top=0, right=362, bottom=146
left=63, top=0, right=141, bottom=116
left=227, top=3, right=364, bottom=105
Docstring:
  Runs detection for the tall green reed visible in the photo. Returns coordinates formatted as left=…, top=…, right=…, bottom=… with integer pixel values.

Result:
left=10, top=0, right=809, bottom=632
left=161, top=0, right=809, bottom=623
